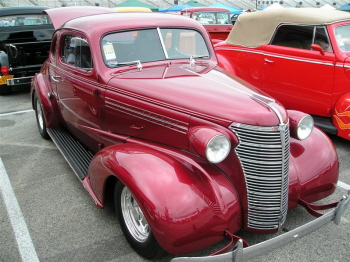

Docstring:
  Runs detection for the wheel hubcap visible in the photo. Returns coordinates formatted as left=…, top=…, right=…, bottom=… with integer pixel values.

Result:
left=121, top=186, right=149, bottom=243
left=36, top=99, right=44, bottom=130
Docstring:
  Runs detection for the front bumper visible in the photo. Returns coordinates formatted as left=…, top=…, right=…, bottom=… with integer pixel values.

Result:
left=171, top=191, right=350, bottom=262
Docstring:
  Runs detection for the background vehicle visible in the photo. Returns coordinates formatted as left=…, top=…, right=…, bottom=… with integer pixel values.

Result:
left=0, top=6, right=54, bottom=95
left=181, top=7, right=232, bottom=44
left=216, top=8, right=350, bottom=141
left=31, top=7, right=349, bottom=261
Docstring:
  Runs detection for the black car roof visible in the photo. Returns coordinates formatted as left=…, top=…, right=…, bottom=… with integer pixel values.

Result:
left=0, top=6, right=49, bottom=16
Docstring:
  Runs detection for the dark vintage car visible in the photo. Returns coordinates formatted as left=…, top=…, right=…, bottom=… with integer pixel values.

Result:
left=31, top=6, right=349, bottom=261
left=0, top=6, right=54, bottom=95
left=215, top=8, right=350, bottom=141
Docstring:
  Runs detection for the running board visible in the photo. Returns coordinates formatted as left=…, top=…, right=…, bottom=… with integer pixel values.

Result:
left=47, top=128, right=94, bottom=180
left=312, top=115, right=337, bottom=135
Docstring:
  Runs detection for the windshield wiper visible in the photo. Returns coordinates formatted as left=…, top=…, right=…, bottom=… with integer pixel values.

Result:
left=110, top=60, right=142, bottom=71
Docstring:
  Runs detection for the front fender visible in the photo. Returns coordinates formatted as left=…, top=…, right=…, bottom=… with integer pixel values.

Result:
left=31, top=73, right=58, bottom=128
left=333, top=92, right=350, bottom=140
left=288, top=127, right=339, bottom=208
left=88, top=143, right=242, bottom=255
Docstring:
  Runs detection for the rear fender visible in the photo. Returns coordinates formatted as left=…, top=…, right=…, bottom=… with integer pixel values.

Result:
left=88, top=143, right=242, bottom=255
left=333, top=92, right=350, bottom=140
left=31, top=73, right=59, bottom=128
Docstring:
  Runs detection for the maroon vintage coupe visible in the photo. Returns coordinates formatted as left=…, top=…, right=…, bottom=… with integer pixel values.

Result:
left=31, top=6, right=349, bottom=261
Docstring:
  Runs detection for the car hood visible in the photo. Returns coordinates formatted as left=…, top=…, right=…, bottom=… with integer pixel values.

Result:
left=108, top=62, right=287, bottom=127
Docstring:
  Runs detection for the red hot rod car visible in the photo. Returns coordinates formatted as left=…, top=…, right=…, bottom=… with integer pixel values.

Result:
left=215, top=8, right=350, bottom=141
left=31, top=6, right=349, bottom=261
left=180, top=7, right=233, bottom=44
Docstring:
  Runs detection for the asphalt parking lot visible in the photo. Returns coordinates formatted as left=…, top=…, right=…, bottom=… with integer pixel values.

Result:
left=1, top=86, right=349, bottom=262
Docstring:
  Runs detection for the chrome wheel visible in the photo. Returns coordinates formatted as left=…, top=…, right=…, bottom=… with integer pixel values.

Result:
left=36, top=98, right=44, bottom=131
left=120, top=186, right=149, bottom=243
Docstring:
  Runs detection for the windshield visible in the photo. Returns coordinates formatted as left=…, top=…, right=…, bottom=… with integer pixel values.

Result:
left=0, top=14, right=52, bottom=27
left=193, top=12, right=230, bottom=25
left=335, top=24, right=350, bottom=52
left=101, top=28, right=210, bottom=67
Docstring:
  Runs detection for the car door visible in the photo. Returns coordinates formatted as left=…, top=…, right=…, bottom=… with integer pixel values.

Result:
left=262, top=25, right=335, bottom=117
left=52, top=32, right=104, bottom=153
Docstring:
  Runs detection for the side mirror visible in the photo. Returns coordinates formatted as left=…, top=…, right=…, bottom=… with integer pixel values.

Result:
left=311, top=44, right=325, bottom=55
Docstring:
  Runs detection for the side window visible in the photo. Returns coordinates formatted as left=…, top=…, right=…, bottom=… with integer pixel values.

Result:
left=60, top=34, right=93, bottom=70
left=271, top=24, right=331, bottom=52
left=271, top=25, right=314, bottom=49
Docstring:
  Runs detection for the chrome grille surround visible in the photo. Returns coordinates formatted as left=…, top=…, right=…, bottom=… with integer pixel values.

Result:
left=230, top=122, right=290, bottom=230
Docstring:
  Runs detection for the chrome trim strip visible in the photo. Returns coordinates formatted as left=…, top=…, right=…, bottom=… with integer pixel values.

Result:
left=216, top=48, right=335, bottom=67
left=182, top=67, right=285, bottom=124
left=105, top=97, right=188, bottom=133
left=157, top=27, right=169, bottom=59
left=265, top=53, right=334, bottom=66
left=181, top=67, right=273, bottom=102
left=171, top=191, right=350, bottom=262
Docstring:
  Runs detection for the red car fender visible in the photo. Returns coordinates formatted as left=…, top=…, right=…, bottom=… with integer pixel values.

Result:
left=31, top=73, right=59, bottom=128
left=216, top=52, right=237, bottom=75
left=288, top=127, right=339, bottom=208
left=88, top=143, right=242, bottom=255
left=333, top=92, right=350, bottom=140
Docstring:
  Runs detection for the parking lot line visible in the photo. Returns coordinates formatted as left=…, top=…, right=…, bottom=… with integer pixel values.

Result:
left=337, top=180, right=350, bottom=191
left=0, top=157, right=40, bottom=262
left=0, top=109, right=33, bottom=117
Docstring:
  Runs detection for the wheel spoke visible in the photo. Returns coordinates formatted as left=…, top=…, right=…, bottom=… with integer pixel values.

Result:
left=121, top=186, right=150, bottom=242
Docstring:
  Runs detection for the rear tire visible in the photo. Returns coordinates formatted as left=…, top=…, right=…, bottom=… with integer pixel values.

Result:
left=114, top=181, right=164, bottom=259
left=34, top=93, right=49, bottom=139
left=0, top=84, right=12, bottom=95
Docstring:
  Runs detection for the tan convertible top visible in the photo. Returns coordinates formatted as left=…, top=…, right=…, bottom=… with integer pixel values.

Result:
left=226, top=8, right=350, bottom=48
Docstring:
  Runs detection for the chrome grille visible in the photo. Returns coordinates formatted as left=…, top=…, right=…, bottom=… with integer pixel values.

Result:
left=230, top=123, right=290, bottom=230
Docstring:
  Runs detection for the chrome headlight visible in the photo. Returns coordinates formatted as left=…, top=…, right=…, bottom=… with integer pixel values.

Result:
left=289, top=110, right=314, bottom=140
left=296, top=115, right=314, bottom=140
left=206, top=135, right=231, bottom=163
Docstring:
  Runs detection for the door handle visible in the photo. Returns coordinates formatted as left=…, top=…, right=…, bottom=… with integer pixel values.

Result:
left=51, top=75, right=62, bottom=82
left=264, top=58, right=274, bottom=63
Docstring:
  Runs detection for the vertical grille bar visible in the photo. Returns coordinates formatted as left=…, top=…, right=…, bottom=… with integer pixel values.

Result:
left=230, top=123, right=290, bottom=230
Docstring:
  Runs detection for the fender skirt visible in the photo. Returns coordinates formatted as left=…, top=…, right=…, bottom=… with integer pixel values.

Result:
left=88, top=143, right=242, bottom=255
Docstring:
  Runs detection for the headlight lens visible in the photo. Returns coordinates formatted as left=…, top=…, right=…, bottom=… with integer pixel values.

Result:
left=206, top=135, right=231, bottom=163
left=297, top=115, right=314, bottom=140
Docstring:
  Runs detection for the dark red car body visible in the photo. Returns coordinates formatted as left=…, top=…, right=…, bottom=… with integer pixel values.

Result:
left=30, top=7, right=349, bottom=261
left=216, top=8, right=350, bottom=141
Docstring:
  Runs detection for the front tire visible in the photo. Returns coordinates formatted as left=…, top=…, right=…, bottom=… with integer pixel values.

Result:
left=34, top=93, right=49, bottom=139
left=114, top=181, right=164, bottom=259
